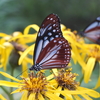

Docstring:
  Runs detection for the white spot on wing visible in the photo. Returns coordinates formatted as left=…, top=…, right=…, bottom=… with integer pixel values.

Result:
left=53, top=40, right=57, bottom=42
left=50, top=37, right=54, bottom=41
left=44, top=36, right=48, bottom=40
left=47, top=17, right=50, bottom=20
left=58, top=41, right=62, bottom=44
left=55, top=35, right=59, bottom=37
left=48, top=32, right=52, bottom=36
left=53, top=20, right=56, bottom=22
left=53, top=29, right=56, bottom=32
left=53, top=24, right=56, bottom=27
left=50, top=18, right=53, bottom=20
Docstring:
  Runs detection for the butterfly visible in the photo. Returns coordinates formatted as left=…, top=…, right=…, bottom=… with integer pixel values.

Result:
left=80, top=16, right=100, bottom=44
left=29, top=13, right=71, bottom=71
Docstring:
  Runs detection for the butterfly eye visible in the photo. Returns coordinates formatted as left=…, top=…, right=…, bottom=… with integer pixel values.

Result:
left=30, top=13, right=71, bottom=71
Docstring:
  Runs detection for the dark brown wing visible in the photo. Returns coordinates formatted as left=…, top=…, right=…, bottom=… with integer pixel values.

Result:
left=36, top=37, right=71, bottom=70
left=82, top=17, right=100, bottom=44
left=34, top=14, right=63, bottom=64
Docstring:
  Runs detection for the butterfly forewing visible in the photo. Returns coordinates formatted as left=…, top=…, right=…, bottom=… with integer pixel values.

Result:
left=36, top=38, right=71, bottom=70
left=34, top=14, right=63, bottom=64
left=82, top=16, right=100, bottom=44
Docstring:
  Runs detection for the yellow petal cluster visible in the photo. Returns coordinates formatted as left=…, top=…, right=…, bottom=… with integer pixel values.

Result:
left=0, top=70, right=100, bottom=100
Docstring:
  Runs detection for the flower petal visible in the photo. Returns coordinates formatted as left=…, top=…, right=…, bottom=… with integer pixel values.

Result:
left=84, top=57, right=96, bottom=83
left=19, top=44, right=35, bottom=65
left=0, top=71, right=20, bottom=82
left=0, top=33, right=9, bottom=37
left=46, top=74, right=54, bottom=80
left=23, top=24, right=39, bottom=35
left=86, top=90, right=100, bottom=98
left=9, top=34, right=36, bottom=43
left=0, top=81, right=21, bottom=87
left=21, top=91, right=28, bottom=100
left=0, top=94, right=7, bottom=100
left=38, top=93, right=45, bottom=100
left=28, top=93, right=35, bottom=100
left=21, top=61, right=28, bottom=78
left=73, top=94, right=82, bottom=100
left=52, top=69, right=58, bottom=75
left=0, top=45, right=5, bottom=49
left=11, top=88, right=21, bottom=94
left=60, top=93, right=73, bottom=100
left=45, top=92, right=63, bottom=100
left=54, top=87, right=62, bottom=97
left=78, top=87, right=99, bottom=98
left=81, top=94, right=92, bottom=100
left=93, top=76, right=100, bottom=89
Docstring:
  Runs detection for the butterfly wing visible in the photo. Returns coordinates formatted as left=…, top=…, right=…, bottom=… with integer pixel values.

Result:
left=82, top=17, right=100, bottom=44
left=34, top=14, right=63, bottom=64
left=36, top=37, right=71, bottom=70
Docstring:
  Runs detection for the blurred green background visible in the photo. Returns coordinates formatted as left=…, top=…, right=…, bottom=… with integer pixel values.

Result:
left=0, top=0, right=100, bottom=34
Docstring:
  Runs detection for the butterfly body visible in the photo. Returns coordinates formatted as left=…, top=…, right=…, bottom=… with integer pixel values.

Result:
left=81, top=17, right=100, bottom=44
left=30, top=14, right=71, bottom=71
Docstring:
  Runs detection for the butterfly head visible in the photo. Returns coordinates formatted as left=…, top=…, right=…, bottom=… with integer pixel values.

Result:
left=29, top=63, right=42, bottom=71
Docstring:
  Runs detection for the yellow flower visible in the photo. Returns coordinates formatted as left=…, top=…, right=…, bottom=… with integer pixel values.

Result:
left=0, top=71, right=64, bottom=100
left=54, top=68, right=79, bottom=90
left=15, top=72, right=49, bottom=100
left=0, top=24, right=38, bottom=74
left=80, top=44, right=100, bottom=87
left=0, top=44, right=5, bottom=68
left=47, top=69, right=100, bottom=100
left=61, top=25, right=100, bottom=89
left=0, top=68, right=100, bottom=100
left=0, top=22, right=99, bottom=100
left=61, top=24, right=86, bottom=70
left=0, top=39, right=13, bottom=70
left=86, top=44, right=100, bottom=61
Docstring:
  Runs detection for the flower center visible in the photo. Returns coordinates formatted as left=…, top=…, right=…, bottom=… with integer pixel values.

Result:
left=89, top=46, right=100, bottom=61
left=21, top=72, right=48, bottom=98
left=55, top=69, right=79, bottom=90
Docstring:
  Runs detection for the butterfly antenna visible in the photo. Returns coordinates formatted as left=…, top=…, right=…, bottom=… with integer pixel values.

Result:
left=16, top=68, right=28, bottom=78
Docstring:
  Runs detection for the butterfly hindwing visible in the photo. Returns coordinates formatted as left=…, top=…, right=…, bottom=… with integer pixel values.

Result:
left=36, top=38, right=71, bottom=70
left=82, top=17, right=100, bottom=44
left=34, top=14, right=63, bottom=63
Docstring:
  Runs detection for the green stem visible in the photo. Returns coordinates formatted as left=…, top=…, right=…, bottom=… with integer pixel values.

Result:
left=1, top=86, right=13, bottom=100
left=10, top=66, right=14, bottom=92
left=80, top=74, right=84, bottom=85
left=9, top=65, right=15, bottom=100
